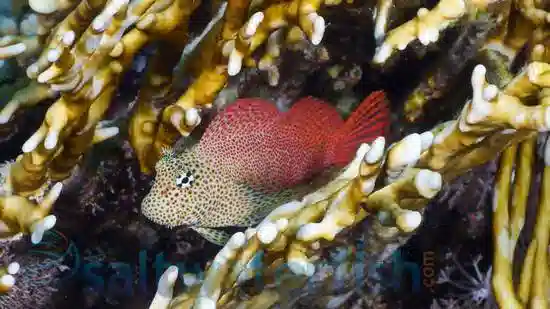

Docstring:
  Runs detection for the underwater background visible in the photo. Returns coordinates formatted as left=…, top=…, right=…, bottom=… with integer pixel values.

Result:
left=0, top=0, right=548, bottom=308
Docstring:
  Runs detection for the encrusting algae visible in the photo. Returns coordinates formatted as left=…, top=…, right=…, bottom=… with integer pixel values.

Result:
left=142, top=91, right=390, bottom=244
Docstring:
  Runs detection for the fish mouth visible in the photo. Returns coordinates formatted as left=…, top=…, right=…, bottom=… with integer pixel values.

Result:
left=140, top=194, right=195, bottom=229
left=140, top=195, right=169, bottom=226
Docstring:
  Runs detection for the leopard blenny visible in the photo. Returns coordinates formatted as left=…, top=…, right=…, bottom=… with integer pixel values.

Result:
left=141, top=91, right=390, bottom=245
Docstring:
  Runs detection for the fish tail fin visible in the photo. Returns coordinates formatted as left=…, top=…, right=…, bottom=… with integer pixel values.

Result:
left=326, top=90, right=390, bottom=166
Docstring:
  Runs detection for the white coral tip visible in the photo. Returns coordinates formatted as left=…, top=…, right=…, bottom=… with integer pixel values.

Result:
left=257, top=222, right=278, bottom=244
left=415, top=170, right=442, bottom=198
left=365, top=137, right=385, bottom=164
left=194, top=297, right=217, bottom=309
left=309, top=13, right=325, bottom=45
left=227, top=49, right=242, bottom=76
left=7, top=262, right=19, bottom=275
left=0, top=275, right=14, bottom=288
left=288, top=259, right=315, bottom=276
left=245, top=12, right=264, bottom=37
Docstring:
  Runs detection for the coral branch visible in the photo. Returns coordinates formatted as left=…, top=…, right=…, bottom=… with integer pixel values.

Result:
left=148, top=60, right=550, bottom=308
left=0, top=181, right=62, bottom=243
left=0, top=262, right=20, bottom=294
left=530, top=138, right=550, bottom=308
left=492, top=144, right=522, bottom=309
left=0, top=82, right=57, bottom=125
left=372, top=0, right=467, bottom=64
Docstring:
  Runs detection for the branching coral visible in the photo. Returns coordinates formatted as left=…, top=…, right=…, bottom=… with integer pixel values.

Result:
left=0, top=0, right=335, bottom=208
left=147, top=56, right=550, bottom=307
left=0, top=261, right=20, bottom=294
left=1, top=0, right=550, bottom=306
left=372, top=0, right=468, bottom=65
left=0, top=0, right=333, bottom=247
left=489, top=133, right=550, bottom=309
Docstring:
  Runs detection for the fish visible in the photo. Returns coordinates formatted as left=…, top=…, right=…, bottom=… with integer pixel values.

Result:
left=141, top=91, right=390, bottom=245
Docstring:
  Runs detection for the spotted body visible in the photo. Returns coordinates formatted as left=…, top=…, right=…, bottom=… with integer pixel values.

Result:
left=141, top=91, right=390, bottom=245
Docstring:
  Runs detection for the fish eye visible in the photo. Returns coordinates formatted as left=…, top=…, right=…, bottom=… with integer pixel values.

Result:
left=175, top=171, right=195, bottom=188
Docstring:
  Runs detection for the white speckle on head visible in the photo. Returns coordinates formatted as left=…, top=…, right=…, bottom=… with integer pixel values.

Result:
left=175, top=171, right=195, bottom=188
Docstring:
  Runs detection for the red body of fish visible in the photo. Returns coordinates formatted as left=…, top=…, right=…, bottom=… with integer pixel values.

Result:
left=197, top=91, right=390, bottom=192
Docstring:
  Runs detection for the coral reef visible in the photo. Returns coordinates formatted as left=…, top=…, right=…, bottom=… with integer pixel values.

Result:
left=0, top=0, right=549, bottom=308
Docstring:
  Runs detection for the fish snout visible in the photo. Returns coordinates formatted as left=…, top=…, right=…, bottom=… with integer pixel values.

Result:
left=140, top=188, right=192, bottom=229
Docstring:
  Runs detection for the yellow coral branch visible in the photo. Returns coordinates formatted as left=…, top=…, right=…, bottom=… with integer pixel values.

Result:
left=530, top=142, right=550, bottom=308
left=147, top=59, right=550, bottom=308
left=372, top=0, right=466, bottom=64
left=492, top=144, right=522, bottom=309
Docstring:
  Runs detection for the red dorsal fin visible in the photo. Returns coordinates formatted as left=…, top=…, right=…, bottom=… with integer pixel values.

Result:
left=325, top=90, right=390, bottom=166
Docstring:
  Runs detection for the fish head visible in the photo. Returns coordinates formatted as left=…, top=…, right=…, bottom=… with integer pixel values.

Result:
left=141, top=148, right=211, bottom=228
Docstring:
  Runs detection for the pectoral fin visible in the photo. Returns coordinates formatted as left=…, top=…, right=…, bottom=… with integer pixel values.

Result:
left=191, top=226, right=231, bottom=246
